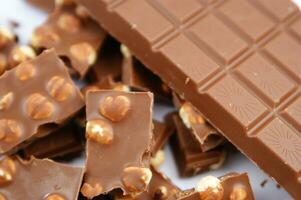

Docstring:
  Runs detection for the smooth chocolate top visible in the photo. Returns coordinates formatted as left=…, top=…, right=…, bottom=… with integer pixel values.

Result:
left=0, top=156, right=84, bottom=200
left=0, top=50, right=84, bottom=153
left=32, top=4, right=106, bottom=77
left=83, top=90, right=153, bottom=198
left=75, top=0, right=301, bottom=198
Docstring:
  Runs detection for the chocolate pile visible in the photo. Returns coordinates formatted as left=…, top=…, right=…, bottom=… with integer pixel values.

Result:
left=0, top=0, right=300, bottom=199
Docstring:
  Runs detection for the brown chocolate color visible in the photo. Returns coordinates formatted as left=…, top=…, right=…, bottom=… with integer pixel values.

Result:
left=152, top=120, right=175, bottom=155
left=172, top=93, right=224, bottom=152
left=26, top=0, right=55, bottom=13
left=75, top=0, right=301, bottom=198
left=0, top=156, right=84, bottom=199
left=0, top=49, right=84, bottom=153
left=171, top=114, right=224, bottom=177
left=84, top=90, right=153, bottom=198
left=21, top=120, right=85, bottom=159
left=32, top=4, right=106, bottom=77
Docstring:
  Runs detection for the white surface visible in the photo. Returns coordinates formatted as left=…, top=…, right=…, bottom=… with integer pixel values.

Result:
left=1, top=1, right=301, bottom=199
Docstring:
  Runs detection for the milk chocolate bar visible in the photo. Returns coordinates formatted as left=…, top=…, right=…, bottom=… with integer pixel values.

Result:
left=31, top=4, right=106, bottom=77
left=82, top=90, right=153, bottom=198
left=172, top=93, right=224, bottom=152
left=171, top=114, right=225, bottom=177
left=0, top=50, right=84, bottom=153
left=75, top=0, right=301, bottom=197
left=0, top=156, right=84, bottom=199
left=21, top=120, right=85, bottom=159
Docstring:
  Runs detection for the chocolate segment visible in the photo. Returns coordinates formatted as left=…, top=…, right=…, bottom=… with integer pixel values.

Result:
left=0, top=156, right=84, bottom=199
left=83, top=90, right=153, bottom=198
left=75, top=0, right=301, bottom=198
left=171, top=114, right=224, bottom=177
left=31, top=4, right=106, bottom=77
left=152, top=120, right=175, bottom=155
left=0, top=50, right=84, bottom=153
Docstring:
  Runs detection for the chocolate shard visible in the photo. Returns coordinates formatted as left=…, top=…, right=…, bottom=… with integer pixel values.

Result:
left=75, top=0, right=301, bottom=198
left=152, top=120, right=175, bottom=155
left=172, top=93, right=224, bottom=152
left=82, top=90, right=153, bottom=198
left=31, top=3, right=106, bottom=77
left=0, top=156, right=84, bottom=199
left=171, top=114, right=225, bottom=177
left=0, top=49, right=84, bottom=154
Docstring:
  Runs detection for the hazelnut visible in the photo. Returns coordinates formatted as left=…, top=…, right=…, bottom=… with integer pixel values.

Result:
left=0, top=54, right=7, bottom=75
left=0, top=92, right=13, bottom=111
left=43, top=193, right=66, bottom=200
left=150, top=150, right=165, bottom=169
left=31, top=27, right=60, bottom=47
left=99, top=95, right=130, bottom=122
left=0, top=27, right=15, bottom=49
left=113, top=84, right=130, bottom=92
left=195, top=176, right=224, bottom=200
left=0, top=157, right=16, bottom=186
left=26, top=93, right=54, bottom=120
left=120, top=44, right=131, bottom=58
left=0, top=119, right=22, bottom=142
left=81, top=182, right=103, bottom=199
left=57, top=13, right=80, bottom=33
left=121, top=166, right=152, bottom=193
left=86, top=119, right=113, bottom=144
left=47, top=76, right=74, bottom=102
left=75, top=5, right=89, bottom=18
left=15, top=63, right=36, bottom=81
left=8, top=46, right=36, bottom=67
left=70, top=42, right=96, bottom=66
left=0, top=193, right=6, bottom=200
left=179, top=102, right=204, bottom=128
left=230, top=186, right=247, bottom=200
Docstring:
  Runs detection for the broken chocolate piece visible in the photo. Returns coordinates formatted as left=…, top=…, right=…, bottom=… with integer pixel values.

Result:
left=82, top=90, right=153, bottom=198
left=26, top=0, right=55, bottom=13
left=0, top=50, right=84, bottom=153
left=75, top=0, right=301, bottom=198
left=171, top=114, right=224, bottom=177
left=31, top=4, right=106, bottom=77
left=0, top=156, right=84, bottom=199
left=152, top=120, right=175, bottom=155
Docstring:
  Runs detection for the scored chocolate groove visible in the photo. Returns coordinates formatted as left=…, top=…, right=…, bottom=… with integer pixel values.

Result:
left=75, top=0, right=301, bottom=198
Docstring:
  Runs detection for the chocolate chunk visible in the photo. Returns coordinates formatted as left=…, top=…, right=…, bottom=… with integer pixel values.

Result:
left=20, top=119, right=85, bottom=159
left=172, top=93, right=224, bottom=152
left=75, top=0, right=301, bottom=198
left=0, top=50, right=84, bottom=153
left=82, top=91, right=153, bottom=198
left=171, top=114, right=225, bottom=177
left=152, top=120, right=175, bottom=155
left=26, top=0, right=55, bottom=13
left=31, top=4, right=106, bottom=77
left=0, top=156, right=84, bottom=199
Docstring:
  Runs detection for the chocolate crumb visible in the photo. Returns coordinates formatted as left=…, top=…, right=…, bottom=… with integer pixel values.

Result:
left=260, top=179, right=268, bottom=187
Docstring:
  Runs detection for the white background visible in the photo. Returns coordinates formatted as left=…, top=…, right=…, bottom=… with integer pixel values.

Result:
left=0, top=1, right=300, bottom=199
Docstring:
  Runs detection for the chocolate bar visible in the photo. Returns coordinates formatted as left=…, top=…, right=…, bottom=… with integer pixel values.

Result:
left=20, top=119, right=85, bottom=159
left=171, top=114, right=225, bottom=177
left=122, top=51, right=171, bottom=101
left=0, top=156, right=84, bottom=199
left=169, top=173, right=254, bottom=200
left=0, top=50, right=84, bottom=153
left=115, top=168, right=179, bottom=200
left=82, top=90, right=153, bottom=198
left=75, top=0, right=301, bottom=197
left=31, top=4, right=106, bottom=77
left=172, top=93, right=224, bottom=152
left=87, top=36, right=123, bottom=83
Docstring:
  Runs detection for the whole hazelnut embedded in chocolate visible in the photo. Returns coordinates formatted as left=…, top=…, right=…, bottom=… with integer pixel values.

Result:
left=230, top=186, right=248, bottom=200
left=121, top=166, right=152, bottom=193
left=8, top=46, right=36, bottom=68
left=47, top=76, right=74, bottom=102
left=26, top=93, right=54, bottom=120
left=15, top=63, right=36, bottom=81
left=31, top=27, right=60, bottom=47
left=70, top=42, right=96, bottom=66
left=195, top=176, right=224, bottom=200
left=179, top=102, right=205, bottom=128
left=0, top=157, right=16, bottom=186
left=0, top=27, right=15, bottom=49
left=57, top=13, right=80, bottom=33
left=81, top=183, right=103, bottom=199
left=99, top=95, right=130, bottom=122
left=150, top=150, right=165, bottom=169
left=0, top=119, right=22, bottom=142
left=0, top=92, right=14, bottom=111
left=86, top=119, right=113, bottom=144
left=43, top=193, right=66, bottom=200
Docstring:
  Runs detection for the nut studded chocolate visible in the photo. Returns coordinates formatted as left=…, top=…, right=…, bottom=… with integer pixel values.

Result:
left=75, top=0, right=301, bottom=198
left=31, top=3, right=106, bottom=77
left=0, top=156, right=84, bottom=199
left=0, top=50, right=84, bottom=153
left=82, top=91, right=153, bottom=198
